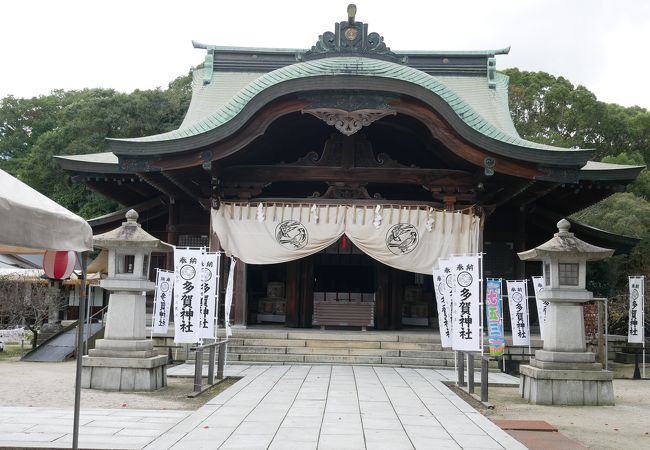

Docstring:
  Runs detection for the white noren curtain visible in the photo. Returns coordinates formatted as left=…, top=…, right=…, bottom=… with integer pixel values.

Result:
left=211, top=203, right=480, bottom=275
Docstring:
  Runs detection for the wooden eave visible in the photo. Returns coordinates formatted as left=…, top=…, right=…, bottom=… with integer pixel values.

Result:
left=107, top=76, right=594, bottom=169
left=110, top=96, right=563, bottom=185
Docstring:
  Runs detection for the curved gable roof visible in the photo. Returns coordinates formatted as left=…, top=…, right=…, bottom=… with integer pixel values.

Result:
left=108, top=57, right=593, bottom=166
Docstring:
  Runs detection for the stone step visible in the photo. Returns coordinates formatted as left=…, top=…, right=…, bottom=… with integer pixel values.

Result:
left=287, top=332, right=399, bottom=342
left=232, top=353, right=385, bottom=365
left=242, top=338, right=306, bottom=347
left=230, top=340, right=445, bottom=351
left=304, top=354, right=382, bottom=364
left=380, top=342, right=444, bottom=351
left=228, top=345, right=287, bottom=354
left=399, top=350, right=454, bottom=359
left=237, top=353, right=305, bottom=363
left=381, top=356, right=453, bottom=366
left=231, top=330, right=289, bottom=339
left=225, top=360, right=451, bottom=369
left=223, top=349, right=498, bottom=368
left=227, top=352, right=456, bottom=367
left=305, top=340, right=381, bottom=349
left=397, top=334, right=442, bottom=344
left=286, top=347, right=400, bottom=357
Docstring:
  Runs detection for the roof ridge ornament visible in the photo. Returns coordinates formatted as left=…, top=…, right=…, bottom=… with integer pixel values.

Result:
left=302, top=4, right=403, bottom=63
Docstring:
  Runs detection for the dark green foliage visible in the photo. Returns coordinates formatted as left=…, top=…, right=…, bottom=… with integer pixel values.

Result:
left=571, top=193, right=650, bottom=239
left=505, top=69, right=650, bottom=335
left=505, top=68, right=650, bottom=204
left=505, top=68, right=650, bottom=236
left=0, top=72, right=192, bottom=218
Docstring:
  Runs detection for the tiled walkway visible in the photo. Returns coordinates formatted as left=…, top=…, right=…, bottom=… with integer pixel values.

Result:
left=0, top=365, right=525, bottom=449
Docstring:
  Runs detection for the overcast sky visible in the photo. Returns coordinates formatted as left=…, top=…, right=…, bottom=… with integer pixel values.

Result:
left=2, top=0, right=649, bottom=109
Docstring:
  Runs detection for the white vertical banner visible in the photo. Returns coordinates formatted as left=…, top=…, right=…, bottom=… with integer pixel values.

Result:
left=173, top=248, right=203, bottom=343
left=506, top=280, right=530, bottom=346
left=531, top=276, right=547, bottom=340
left=450, top=256, right=481, bottom=352
left=199, top=252, right=220, bottom=339
left=628, top=276, right=645, bottom=344
left=439, top=258, right=456, bottom=348
left=433, top=267, right=452, bottom=348
left=152, top=269, right=174, bottom=334
left=224, top=257, right=236, bottom=338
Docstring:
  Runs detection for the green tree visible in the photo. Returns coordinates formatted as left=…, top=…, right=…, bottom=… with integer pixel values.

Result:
left=504, top=68, right=650, bottom=164
left=0, top=72, right=192, bottom=218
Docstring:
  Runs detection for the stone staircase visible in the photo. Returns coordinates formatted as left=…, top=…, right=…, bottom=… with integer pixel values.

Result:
left=222, top=329, right=458, bottom=368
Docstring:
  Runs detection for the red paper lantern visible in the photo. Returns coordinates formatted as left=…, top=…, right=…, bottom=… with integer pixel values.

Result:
left=43, top=250, right=77, bottom=279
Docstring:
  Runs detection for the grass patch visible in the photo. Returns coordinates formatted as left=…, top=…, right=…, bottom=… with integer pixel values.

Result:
left=0, top=343, right=28, bottom=362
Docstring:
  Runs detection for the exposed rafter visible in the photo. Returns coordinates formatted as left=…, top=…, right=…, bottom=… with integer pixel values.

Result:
left=137, top=173, right=179, bottom=200
left=492, top=180, right=536, bottom=207
left=160, top=171, right=210, bottom=210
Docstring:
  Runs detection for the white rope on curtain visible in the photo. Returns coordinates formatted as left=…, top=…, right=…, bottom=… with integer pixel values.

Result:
left=211, top=202, right=480, bottom=275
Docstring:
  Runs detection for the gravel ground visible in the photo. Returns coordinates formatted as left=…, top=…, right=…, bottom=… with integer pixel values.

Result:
left=0, top=359, right=235, bottom=410
left=484, top=379, right=650, bottom=450
left=479, top=362, right=650, bottom=450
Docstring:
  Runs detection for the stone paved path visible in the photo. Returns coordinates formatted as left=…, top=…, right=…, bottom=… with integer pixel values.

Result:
left=0, top=365, right=524, bottom=449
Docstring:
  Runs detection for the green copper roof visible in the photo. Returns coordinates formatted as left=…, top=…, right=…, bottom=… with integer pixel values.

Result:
left=111, top=57, right=580, bottom=154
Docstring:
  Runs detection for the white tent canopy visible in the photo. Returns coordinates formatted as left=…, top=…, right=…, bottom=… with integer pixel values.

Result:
left=0, top=168, right=93, bottom=254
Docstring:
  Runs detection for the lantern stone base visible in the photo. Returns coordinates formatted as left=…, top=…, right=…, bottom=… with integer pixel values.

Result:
left=82, top=354, right=167, bottom=391
left=89, top=339, right=157, bottom=358
left=519, top=351, right=614, bottom=405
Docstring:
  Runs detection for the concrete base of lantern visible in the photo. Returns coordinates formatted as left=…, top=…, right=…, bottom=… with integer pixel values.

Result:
left=81, top=354, right=167, bottom=391
left=89, top=339, right=157, bottom=358
left=82, top=289, right=167, bottom=391
left=519, top=352, right=614, bottom=405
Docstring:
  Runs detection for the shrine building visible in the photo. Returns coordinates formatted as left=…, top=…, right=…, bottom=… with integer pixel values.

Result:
left=57, top=6, right=643, bottom=331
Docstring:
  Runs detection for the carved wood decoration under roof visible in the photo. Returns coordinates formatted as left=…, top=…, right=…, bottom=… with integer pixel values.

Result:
left=302, top=108, right=396, bottom=136
left=302, top=4, right=403, bottom=63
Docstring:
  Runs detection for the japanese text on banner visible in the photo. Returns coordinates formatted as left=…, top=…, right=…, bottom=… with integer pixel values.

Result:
left=531, top=276, right=547, bottom=340
left=199, top=252, right=220, bottom=339
left=439, top=259, right=455, bottom=346
left=628, top=276, right=645, bottom=344
left=433, top=267, right=452, bottom=348
left=152, top=269, right=174, bottom=334
left=506, top=280, right=530, bottom=346
left=173, top=248, right=203, bottom=343
left=450, top=255, right=481, bottom=352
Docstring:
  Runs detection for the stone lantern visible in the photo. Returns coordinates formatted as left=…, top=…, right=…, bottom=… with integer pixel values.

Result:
left=517, top=219, right=615, bottom=405
left=82, top=209, right=172, bottom=391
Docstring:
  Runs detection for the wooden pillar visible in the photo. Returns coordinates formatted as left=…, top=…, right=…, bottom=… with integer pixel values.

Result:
left=208, top=212, right=221, bottom=253
left=285, top=258, right=313, bottom=328
left=390, top=269, right=403, bottom=330
left=299, top=258, right=314, bottom=328
left=286, top=260, right=299, bottom=328
left=374, top=262, right=390, bottom=330
left=233, top=260, right=247, bottom=327
left=208, top=206, right=225, bottom=326
left=165, top=198, right=177, bottom=270
left=374, top=263, right=403, bottom=330
left=515, top=208, right=526, bottom=279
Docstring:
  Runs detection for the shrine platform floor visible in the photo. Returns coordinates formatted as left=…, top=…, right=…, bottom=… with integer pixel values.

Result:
left=0, top=365, right=523, bottom=449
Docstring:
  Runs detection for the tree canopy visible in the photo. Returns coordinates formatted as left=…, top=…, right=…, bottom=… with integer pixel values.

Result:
left=0, top=73, right=192, bottom=218
left=503, top=68, right=650, bottom=239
